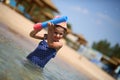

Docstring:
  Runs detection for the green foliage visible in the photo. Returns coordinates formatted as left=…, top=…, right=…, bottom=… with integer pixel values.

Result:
left=67, top=23, right=72, bottom=30
left=92, top=40, right=120, bottom=58
left=111, top=44, right=120, bottom=58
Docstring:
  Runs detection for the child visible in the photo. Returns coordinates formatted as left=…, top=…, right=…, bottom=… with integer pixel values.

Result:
left=26, top=16, right=67, bottom=69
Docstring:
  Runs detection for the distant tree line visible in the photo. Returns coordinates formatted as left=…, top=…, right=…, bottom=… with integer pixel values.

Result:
left=92, top=40, right=120, bottom=58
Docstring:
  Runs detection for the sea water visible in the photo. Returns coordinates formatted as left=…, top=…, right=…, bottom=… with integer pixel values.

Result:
left=0, top=23, right=91, bottom=80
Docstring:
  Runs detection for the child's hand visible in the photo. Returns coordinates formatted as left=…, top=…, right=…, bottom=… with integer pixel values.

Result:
left=48, top=22, right=54, bottom=28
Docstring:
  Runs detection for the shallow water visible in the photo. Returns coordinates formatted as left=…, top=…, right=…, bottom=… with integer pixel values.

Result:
left=0, top=23, right=91, bottom=80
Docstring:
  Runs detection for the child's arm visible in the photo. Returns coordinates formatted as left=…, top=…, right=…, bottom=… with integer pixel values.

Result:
left=29, top=23, right=46, bottom=39
left=49, top=41, right=63, bottom=51
left=29, top=29, right=44, bottom=40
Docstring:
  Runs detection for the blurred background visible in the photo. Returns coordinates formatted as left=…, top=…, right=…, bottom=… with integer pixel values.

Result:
left=0, top=0, right=120, bottom=80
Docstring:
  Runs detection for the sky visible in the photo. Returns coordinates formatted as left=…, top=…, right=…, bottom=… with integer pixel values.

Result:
left=51, top=0, right=120, bottom=47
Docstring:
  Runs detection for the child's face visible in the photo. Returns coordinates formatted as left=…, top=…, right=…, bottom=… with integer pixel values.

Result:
left=53, top=26, right=65, bottom=41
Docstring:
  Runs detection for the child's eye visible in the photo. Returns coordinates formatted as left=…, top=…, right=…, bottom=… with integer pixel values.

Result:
left=54, top=32, right=64, bottom=36
left=54, top=32, right=58, bottom=34
left=60, top=33, right=63, bottom=35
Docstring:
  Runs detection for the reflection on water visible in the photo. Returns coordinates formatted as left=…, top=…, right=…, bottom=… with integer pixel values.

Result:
left=0, top=23, right=90, bottom=80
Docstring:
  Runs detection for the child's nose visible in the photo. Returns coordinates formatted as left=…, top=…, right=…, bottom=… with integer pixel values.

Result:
left=56, top=34, right=60, bottom=37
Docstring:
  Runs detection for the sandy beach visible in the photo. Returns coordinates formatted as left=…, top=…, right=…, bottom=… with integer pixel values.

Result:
left=0, top=3, right=115, bottom=80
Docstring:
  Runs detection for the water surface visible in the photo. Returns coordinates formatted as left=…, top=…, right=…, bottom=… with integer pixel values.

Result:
left=0, top=23, right=91, bottom=80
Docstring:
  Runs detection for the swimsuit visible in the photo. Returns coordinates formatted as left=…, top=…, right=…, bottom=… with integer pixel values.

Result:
left=26, top=39, right=57, bottom=68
